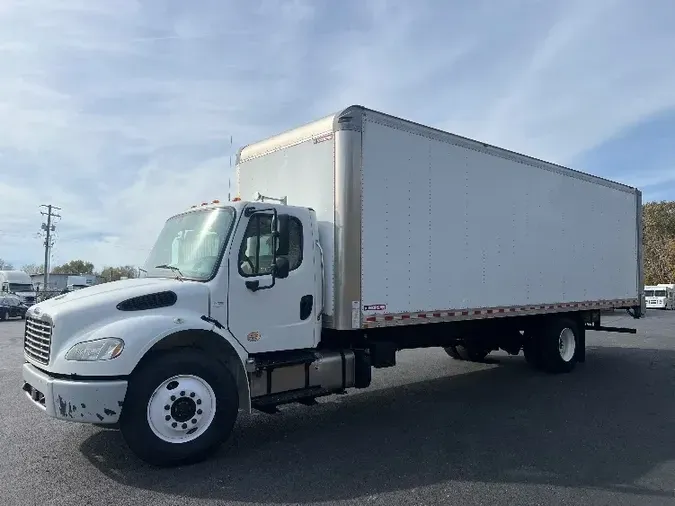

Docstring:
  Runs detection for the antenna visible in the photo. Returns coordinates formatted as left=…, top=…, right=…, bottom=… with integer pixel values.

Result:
left=228, top=135, right=233, bottom=201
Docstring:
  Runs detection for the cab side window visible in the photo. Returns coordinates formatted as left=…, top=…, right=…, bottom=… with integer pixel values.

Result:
left=239, top=214, right=303, bottom=277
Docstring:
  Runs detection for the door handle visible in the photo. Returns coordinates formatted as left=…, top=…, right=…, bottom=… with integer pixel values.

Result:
left=300, top=295, right=313, bottom=320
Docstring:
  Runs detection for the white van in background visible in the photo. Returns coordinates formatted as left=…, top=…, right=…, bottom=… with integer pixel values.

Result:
left=644, top=284, right=675, bottom=309
left=0, top=270, right=36, bottom=306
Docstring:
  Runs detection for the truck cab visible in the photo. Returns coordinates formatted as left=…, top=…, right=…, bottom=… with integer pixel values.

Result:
left=140, top=198, right=324, bottom=353
left=21, top=197, right=329, bottom=466
left=644, top=284, right=674, bottom=310
left=0, top=270, right=36, bottom=306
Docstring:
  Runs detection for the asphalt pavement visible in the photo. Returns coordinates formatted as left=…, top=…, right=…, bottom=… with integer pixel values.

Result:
left=2, top=311, right=675, bottom=506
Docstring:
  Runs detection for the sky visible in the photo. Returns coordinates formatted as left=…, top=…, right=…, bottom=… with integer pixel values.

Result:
left=1, top=0, right=674, bottom=271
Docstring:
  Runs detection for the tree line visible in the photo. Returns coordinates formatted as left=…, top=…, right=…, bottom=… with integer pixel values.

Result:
left=0, top=259, right=139, bottom=283
left=2, top=201, right=674, bottom=285
left=642, top=201, right=675, bottom=284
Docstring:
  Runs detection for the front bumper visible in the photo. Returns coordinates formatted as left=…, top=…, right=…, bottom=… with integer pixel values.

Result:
left=22, top=363, right=128, bottom=424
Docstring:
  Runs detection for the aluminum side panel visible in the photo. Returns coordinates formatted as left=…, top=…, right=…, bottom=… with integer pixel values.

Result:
left=360, top=117, right=640, bottom=317
left=236, top=135, right=336, bottom=318
left=333, top=127, right=363, bottom=330
left=636, top=189, right=645, bottom=314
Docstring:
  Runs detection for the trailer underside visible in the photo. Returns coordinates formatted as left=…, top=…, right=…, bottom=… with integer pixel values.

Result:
left=247, top=305, right=640, bottom=414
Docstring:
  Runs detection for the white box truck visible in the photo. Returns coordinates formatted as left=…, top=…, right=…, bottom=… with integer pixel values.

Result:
left=644, top=284, right=674, bottom=309
left=21, top=106, right=643, bottom=466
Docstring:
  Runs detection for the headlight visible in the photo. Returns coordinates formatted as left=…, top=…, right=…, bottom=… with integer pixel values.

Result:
left=65, top=338, right=125, bottom=361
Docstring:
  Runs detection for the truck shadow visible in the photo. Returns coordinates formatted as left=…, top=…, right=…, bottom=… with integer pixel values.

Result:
left=80, top=346, right=675, bottom=502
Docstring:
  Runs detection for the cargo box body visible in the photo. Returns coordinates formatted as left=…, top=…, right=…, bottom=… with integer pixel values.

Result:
left=236, top=106, right=642, bottom=331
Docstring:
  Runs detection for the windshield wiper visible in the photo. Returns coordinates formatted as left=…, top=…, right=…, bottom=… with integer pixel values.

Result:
left=154, top=264, right=184, bottom=280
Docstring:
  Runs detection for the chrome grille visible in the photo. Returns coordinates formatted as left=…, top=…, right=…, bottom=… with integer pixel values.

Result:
left=24, top=317, right=52, bottom=365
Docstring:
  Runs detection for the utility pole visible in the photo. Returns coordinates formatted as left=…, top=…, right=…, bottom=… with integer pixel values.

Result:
left=40, top=205, right=61, bottom=290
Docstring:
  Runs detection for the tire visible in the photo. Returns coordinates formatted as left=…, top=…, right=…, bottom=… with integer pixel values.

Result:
left=119, top=349, right=239, bottom=467
left=0, top=309, right=7, bottom=321
left=444, top=345, right=462, bottom=360
left=455, top=344, right=489, bottom=362
left=538, top=317, right=579, bottom=374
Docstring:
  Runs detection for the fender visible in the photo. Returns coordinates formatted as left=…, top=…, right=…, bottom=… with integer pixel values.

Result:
left=49, top=310, right=252, bottom=412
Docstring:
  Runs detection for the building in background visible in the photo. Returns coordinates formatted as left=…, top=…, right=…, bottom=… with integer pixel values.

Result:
left=30, top=273, right=103, bottom=292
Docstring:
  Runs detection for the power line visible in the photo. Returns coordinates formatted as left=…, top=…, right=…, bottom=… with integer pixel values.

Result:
left=40, top=204, right=61, bottom=289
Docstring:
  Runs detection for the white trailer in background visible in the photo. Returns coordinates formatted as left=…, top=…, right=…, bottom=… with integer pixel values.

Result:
left=644, top=284, right=675, bottom=309
left=66, top=275, right=91, bottom=291
left=21, top=105, right=643, bottom=467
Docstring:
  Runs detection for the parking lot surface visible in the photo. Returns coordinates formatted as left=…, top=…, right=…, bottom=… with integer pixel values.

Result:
left=2, top=311, right=675, bottom=506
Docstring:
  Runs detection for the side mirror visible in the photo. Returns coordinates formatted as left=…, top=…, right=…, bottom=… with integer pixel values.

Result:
left=273, top=256, right=290, bottom=279
left=276, top=215, right=290, bottom=257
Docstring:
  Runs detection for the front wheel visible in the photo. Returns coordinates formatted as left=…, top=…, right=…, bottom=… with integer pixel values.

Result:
left=119, top=349, right=239, bottom=467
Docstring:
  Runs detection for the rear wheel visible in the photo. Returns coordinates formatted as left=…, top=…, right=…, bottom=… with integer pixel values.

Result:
left=443, top=345, right=461, bottom=359
left=538, top=317, right=580, bottom=374
left=0, top=309, right=7, bottom=321
left=455, top=343, right=489, bottom=362
left=119, top=349, right=239, bottom=467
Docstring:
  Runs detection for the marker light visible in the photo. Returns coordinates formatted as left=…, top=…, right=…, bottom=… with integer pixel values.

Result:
left=212, top=199, right=220, bottom=204
left=232, top=197, right=241, bottom=202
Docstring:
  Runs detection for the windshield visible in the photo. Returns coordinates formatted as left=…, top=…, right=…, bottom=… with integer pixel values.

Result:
left=9, top=283, right=33, bottom=292
left=654, top=290, right=667, bottom=297
left=143, top=207, right=236, bottom=281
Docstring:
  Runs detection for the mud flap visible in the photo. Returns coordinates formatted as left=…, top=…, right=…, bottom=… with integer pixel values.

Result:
left=575, top=323, right=586, bottom=363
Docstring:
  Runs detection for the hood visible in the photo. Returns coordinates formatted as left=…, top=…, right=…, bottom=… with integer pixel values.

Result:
left=32, top=277, right=210, bottom=318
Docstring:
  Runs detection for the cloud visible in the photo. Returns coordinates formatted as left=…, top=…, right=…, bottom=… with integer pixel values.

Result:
left=0, top=0, right=674, bottom=269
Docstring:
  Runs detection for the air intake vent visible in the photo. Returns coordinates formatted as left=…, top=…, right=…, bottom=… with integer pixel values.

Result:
left=116, top=291, right=177, bottom=312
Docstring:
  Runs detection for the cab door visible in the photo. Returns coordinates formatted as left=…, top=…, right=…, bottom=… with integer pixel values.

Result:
left=227, top=206, right=320, bottom=353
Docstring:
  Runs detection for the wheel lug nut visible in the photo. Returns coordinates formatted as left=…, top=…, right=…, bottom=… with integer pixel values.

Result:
left=191, top=419, right=197, bottom=424
left=196, top=399, right=202, bottom=405
left=165, top=415, right=171, bottom=421
left=197, top=409, right=202, bottom=415
left=181, top=423, right=188, bottom=429
left=170, top=395, right=176, bottom=401
left=164, top=405, right=170, bottom=410
left=171, top=422, right=177, bottom=428
left=180, top=391, right=185, bottom=396
left=190, top=392, right=195, bottom=398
